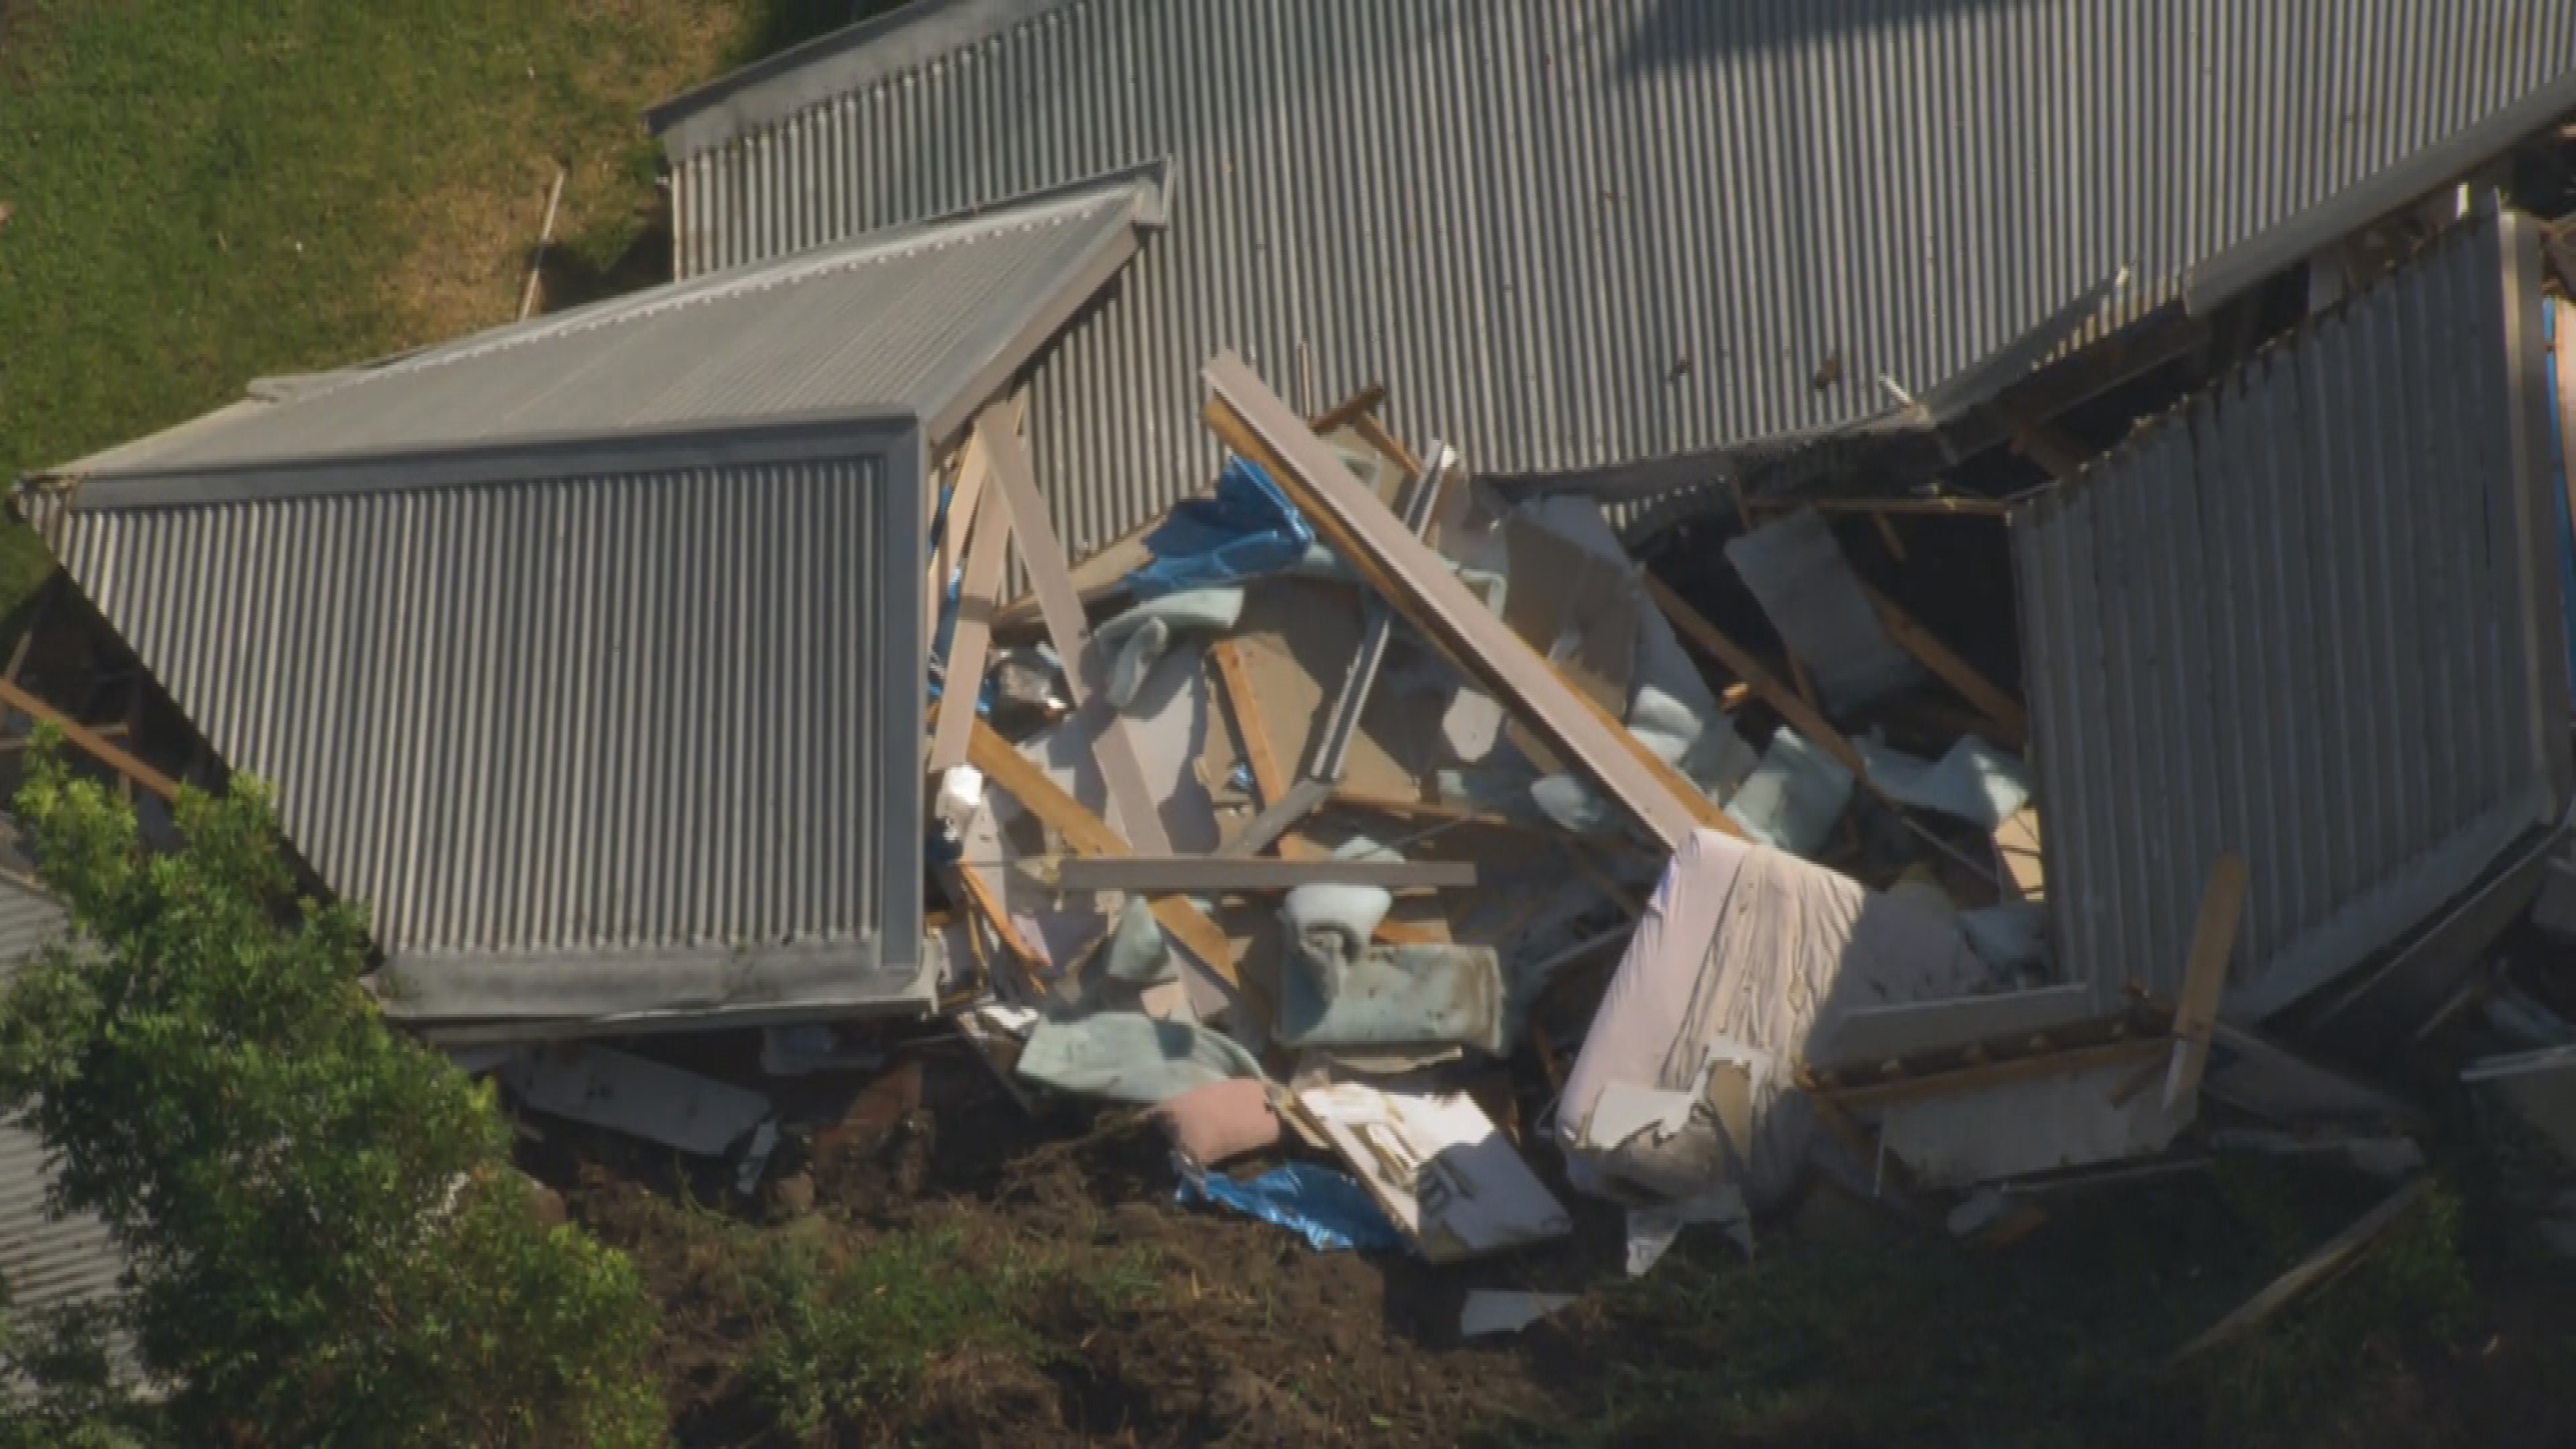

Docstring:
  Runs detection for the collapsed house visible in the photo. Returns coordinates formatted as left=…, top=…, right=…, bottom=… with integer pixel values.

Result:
left=5, top=0, right=2576, bottom=1313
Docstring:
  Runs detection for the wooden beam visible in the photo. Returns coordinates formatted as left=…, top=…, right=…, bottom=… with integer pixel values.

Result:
left=0, top=678, right=178, bottom=802
left=927, top=478, right=1017, bottom=775
left=1861, top=584, right=2029, bottom=747
left=1823, top=1036, right=2165, bottom=1111
left=976, top=409, right=1173, bottom=855
left=944, top=863, right=1047, bottom=987
left=1054, top=855, right=1478, bottom=893
left=2164, top=855, right=2250, bottom=1112
left=939, top=438, right=991, bottom=585
left=2168, top=1176, right=2432, bottom=1366
left=1203, top=355, right=1734, bottom=850
left=1996, top=405, right=2092, bottom=479
left=1644, top=575, right=1864, bottom=776
left=1308, top=382, right=1389, bottom=435
left=1208, top=639, right=1292, bottom=805
left=965, top=719, right=1236, bottom=991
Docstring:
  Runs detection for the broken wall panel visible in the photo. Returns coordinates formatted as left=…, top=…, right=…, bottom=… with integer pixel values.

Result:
left=2014, top=210, right=2571, bottom=1020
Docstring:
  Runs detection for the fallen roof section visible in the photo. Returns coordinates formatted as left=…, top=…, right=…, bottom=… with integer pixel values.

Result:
left=46, top=168, right=1164, bottom=494
left=14, top=180, right=1167, bottom=1033
left=2014, top=207, right=2573, bottom=1022
left=651, top=0, right=2576, bottom=555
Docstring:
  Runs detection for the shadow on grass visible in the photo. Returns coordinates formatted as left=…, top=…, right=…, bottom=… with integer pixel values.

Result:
left=1470, top=1164, right=2516, bottom=1449
left=729, top=0, right=916, bottom=72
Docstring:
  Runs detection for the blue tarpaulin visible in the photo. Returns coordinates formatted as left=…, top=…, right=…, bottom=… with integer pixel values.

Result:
left=1175, top=1161, right=1405, bottom=1252
left=1128, top=459, right=1315, bottom=598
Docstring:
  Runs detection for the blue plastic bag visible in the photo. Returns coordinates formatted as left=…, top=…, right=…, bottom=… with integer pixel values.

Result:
left=1175, top=1161, right=1405, bottom=1253
left=1128, top=459, right=1314, bottom=598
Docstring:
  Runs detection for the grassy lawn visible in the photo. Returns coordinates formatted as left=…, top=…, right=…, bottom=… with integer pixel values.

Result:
left=0, top=0, right=875, bottom=616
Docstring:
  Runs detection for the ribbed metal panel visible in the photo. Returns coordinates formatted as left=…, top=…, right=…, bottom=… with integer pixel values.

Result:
left=42, top=453, right=928, bottom=1023
left=2015, top=211, right=2570, bottom=1020
left=0, top=877, right=123, bottom=1318
left=659, top=0, right=2576, bottom=559
left=54, top=182, right=1150, bottom=483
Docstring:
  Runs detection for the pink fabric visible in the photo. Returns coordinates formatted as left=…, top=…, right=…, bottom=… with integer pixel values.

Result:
left=1150, top=1078, right=1280, bottom=1165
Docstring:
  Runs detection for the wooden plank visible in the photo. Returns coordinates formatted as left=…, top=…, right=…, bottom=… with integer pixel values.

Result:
left=927, top=474, right=1018, bottom=774
left=940, top=438, right=991, bottom=585
left=1208, top=638, right=1292, bottom=804
left=976, top=409, right=1173, bottom=855
left=1218, top=777, right=1334, bottom=859
left=943, top=864, right=1046, bottom=991
left=1309, top=382, right=1389, bottom=436
left=1823, top=1037, right=2165, bottom=1111
left=0, top=677, right=178, bottom=801
left=2168, top=1177, right=2432, bottom=1366
left=1992, top=807, right=2045, bottom=902
left=965, top=718, right=1238, bottom=990
left=1055, top=855, right=1479, bottom=893
left=1644, top=574, right=1865, bottom=776
left=1862, top=584, right=2029, bottom=746
left=1870, top=512, right=1908, bottom=562
left=2164, top=854, right=2251, bottom=1112
left=1203, top=355, right=1732, bottom=851
left=1996, top=404, right=2092, bottom=479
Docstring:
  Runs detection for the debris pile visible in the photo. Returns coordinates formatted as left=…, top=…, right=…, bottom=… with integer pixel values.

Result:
left=7, top=107, right=2574, bottom=1363
left=429, top=201, right=2574, bottom=1332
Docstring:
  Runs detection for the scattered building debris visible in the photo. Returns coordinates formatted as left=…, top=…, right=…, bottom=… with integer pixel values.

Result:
left=16, top=1, right=2576, bottom=1364
left=1458, top=1290, right=1580, bottom=1338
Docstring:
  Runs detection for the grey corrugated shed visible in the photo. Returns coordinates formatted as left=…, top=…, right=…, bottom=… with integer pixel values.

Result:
left=650, top=0, right=2576, bottom=561
left=0, top=874, right=123, bottom=1320
left=21, top=180, right=1160, bottom=1031
left=2015, top=209, right=2572, bottom=1021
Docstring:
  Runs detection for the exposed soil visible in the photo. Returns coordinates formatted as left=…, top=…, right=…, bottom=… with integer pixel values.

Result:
left=540, top=1031, right=2576, bottom=1449
left=556, top=1040, right=1565, bottom=1447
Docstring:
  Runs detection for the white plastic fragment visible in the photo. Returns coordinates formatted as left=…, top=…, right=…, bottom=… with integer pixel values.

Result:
left=1459, top=1291, right=1581, bottom=1338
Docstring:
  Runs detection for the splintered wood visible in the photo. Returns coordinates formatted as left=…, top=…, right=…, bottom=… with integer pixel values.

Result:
left=1202, top=353, right=1734, bottom=850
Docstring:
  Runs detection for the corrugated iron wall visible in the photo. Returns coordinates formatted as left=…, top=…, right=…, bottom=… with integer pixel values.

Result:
left=0, top=877, right=122, bottom=1318
left=665, top=0, right=2576, bottom=560
left=2015, top=211, right=2571, bottom=1020
left=40, top=453, right=923, bottom=1016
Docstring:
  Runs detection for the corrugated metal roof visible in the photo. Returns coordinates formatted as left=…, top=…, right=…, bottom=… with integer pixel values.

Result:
left=34, top=444, right=932, bottom=1027
left=49, top=170, right=1163, bottom=491
left=649, top=0, right=2576, bottom=560
left=2014, top=208, right=2572, bottom=1021
left=17, top=178, right=1162, bottom=1030
left=0, top=873, right=123, bottom=1320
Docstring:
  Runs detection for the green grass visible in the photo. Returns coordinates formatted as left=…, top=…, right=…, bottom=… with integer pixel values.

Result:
left=0, top=0, right=890, bottom=619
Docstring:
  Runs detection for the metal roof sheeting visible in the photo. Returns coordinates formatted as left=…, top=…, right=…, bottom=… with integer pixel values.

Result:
left=653, top=0, right=2576, bottom=559
left=32, top=445, right=931, bottom=1026
left=0, top=875, right=123, bottom=1320
left=15, top=170, right=1175, bottom=1028
left=50, top=172, right=1161, bottom=489
left=2015, top=209, right=2572, bottom=1021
